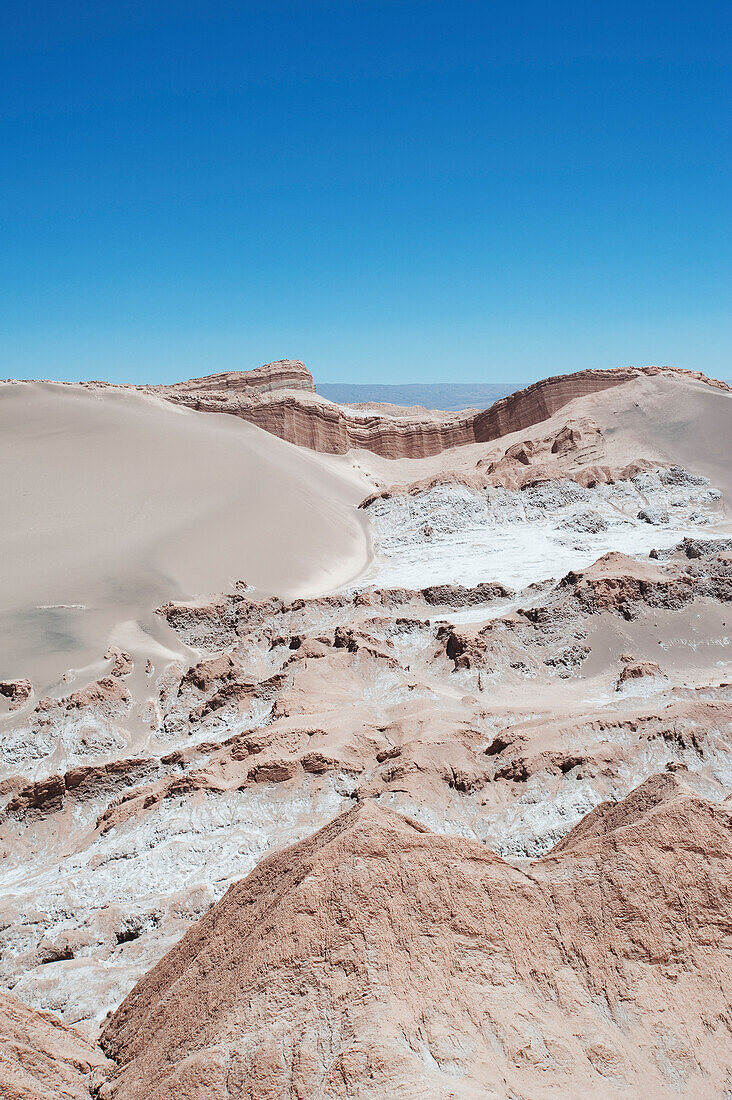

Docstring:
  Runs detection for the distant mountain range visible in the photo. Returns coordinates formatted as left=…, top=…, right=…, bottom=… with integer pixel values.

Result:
left=317, top=382, right=527, bottom=411
left=319, top=378, right=732, bottom=411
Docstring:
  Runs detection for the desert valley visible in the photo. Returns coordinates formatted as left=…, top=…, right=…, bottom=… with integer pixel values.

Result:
left=0, top=360, right=730, bottom=1099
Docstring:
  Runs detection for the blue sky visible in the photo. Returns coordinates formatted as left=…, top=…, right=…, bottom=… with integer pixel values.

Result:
left=2, top=0, right=730, bottom=384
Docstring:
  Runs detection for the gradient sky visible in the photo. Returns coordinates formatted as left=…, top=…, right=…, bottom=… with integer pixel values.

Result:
left=2, top=0, right=730, bottom=384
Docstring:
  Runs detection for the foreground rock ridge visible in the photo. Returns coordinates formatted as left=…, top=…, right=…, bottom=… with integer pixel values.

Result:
left=100, top=781, right=732, bottom=1099
left=0, top=362, right=731, bottom=1098
left=0, top=990, right=111, bottom=1099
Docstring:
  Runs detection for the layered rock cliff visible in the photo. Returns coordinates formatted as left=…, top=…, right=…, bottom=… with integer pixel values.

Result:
left=162, top=358, right=315, bottom=397
left=155, top=364, right=729, bottom=459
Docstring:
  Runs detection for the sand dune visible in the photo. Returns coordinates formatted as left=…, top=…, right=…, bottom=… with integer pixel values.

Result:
left=0, top=382, right=369, bottom=691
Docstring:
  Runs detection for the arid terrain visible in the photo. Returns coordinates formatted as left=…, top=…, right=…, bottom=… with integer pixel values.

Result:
left=1, top=361, right=730, bottom=1099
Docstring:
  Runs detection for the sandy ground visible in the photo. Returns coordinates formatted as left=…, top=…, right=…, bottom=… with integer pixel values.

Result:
left=0, top=382, right=370, bottom=691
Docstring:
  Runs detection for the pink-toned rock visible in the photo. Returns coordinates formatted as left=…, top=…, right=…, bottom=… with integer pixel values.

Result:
left=101, top=776, right=732, bottom=1099
left=163, top=359, right=315, bottom=397
left=180, top=653, right=237, bottom=692
left=35, top=675, right=130, bottom=714
left=0, top=991, right=111, bottom=1099
left=0, top=677, right=32, bottom=710
left=153, top=365, right=726, bottom=459
left=104, top=646, right=133, bottom=677
left=153, top=365, right=701, bottom=459
left=616, top=659, right=666, bottom=689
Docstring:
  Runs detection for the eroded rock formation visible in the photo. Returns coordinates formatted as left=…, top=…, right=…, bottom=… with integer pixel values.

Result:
left=1, top=361, right=730, bottom=1098
left=163, top=359, right=315, bottom=397
left=0, top=678, right=32, bottom=711
left=0, top=991, right=111, bottom=1099
left=153, top=364, right=730, bottom=459
left=100, top=777, right=732, bottom=1099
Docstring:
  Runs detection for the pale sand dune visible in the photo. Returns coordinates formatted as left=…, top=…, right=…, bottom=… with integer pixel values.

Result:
left=0, top=382, right=370, bottom=690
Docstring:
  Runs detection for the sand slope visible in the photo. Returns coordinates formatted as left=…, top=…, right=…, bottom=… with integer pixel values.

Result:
left=0, top=382, right=369, bottom=690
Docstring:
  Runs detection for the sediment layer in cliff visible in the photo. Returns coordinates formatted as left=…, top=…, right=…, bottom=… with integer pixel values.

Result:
left=161, top=358, right=315, bottom=396
left=155, top=364, right=729, bottom=459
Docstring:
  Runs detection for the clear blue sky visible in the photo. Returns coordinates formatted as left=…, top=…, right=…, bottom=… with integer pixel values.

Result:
left=2, top=1, right=730, bottom=384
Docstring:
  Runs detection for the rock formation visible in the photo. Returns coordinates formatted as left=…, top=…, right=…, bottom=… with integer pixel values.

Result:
left=0, top=678, right=32, bottom=711
left=101, top=776, right=732, bottom=1099
left=153, top=364, right=730, bottom=459
left=163, top=359, right=315, bottom=396
left=0, top=360, right=730, bottom=1098
left=0, top=991, right=111, bottom=1099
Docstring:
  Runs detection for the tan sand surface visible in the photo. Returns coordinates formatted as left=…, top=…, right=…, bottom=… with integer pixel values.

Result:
left=0, top=382, right=369, bottom=691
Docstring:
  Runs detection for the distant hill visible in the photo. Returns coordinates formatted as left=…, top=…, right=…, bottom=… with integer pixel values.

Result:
left=317, top=381, right=527, bottom=411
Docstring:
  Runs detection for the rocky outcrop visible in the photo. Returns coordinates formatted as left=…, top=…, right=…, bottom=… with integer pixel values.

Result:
left=368, top=580, right=512, bottom=607
left=161, top=359, right=315, bottom=397
left=153, top=364, right=730, bottom=459
left=468, top=364, right=726, bottom=446
left=101, top=778, right=732, bottom=1099
left=555, top=543, right=732, bottom=617
left=35, top=676, right=130, bottom=716
left=433, top=540, right=732, bottom=671
left=104, top=646, right=133, bottom=677
left=0, top=991, right=111, bottom=1099
left=2, top=757, right=159, bottom=819
left=0, top=677, right=32, bottom=710
left=616, top=657, right=666, bottom=689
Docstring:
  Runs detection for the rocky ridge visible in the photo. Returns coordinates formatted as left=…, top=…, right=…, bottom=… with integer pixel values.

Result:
left=161, top=358, right=315, bottom=398
left=0, top=990, right=111, bottom=1099
left=5, top=770, right=731, bottom=1099
left=154, top=364, right=730, bottom=459
left=98, top=776, right=732, bottom=1098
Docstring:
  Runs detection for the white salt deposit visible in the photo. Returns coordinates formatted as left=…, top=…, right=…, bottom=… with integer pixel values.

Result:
left=363, top=470, right=724, bottom=591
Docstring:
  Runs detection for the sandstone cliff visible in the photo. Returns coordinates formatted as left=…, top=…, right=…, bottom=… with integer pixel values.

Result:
left=155, top=364, right=729, bottom=459
left=163, top=359, right=315, bottom=396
